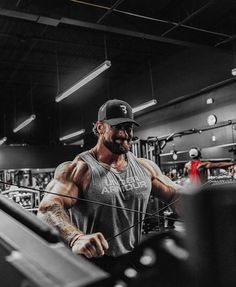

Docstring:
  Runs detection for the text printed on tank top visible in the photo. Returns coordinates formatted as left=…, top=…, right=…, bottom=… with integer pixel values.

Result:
left=101, top=175, right=147, bottom=194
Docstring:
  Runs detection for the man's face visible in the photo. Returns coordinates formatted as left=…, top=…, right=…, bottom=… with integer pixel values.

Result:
left=102, top=122, right=134, bottom=154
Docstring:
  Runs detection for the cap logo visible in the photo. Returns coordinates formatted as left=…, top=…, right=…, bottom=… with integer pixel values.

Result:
left=97, top=99, right=139, bottom=126
left=120, top=105, right=127, bottom=114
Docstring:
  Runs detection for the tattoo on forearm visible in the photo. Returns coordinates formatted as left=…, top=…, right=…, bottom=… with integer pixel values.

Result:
left=42, top=203, right=79, bottom=244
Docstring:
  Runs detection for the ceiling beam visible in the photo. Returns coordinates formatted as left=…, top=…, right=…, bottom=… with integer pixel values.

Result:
left=161, top=0, right=215, bottom=37
left=0, top=8, right=208, bottom=49
left=96, top=0, right=126, bottom=24
left=215, top=33, right=236, bottom=47
left=71, top=0, right=230, bottom=40
left=60, top=17, right=207, bottom=49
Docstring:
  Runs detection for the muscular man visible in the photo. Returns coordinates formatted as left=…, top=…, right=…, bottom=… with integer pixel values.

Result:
left=38, top=99, right=182, bottom=261
left=184, top=147, right=236, bottom=185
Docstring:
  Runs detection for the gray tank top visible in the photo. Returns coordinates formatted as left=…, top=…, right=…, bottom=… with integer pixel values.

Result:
left=70, top=151, right=152, bottom=257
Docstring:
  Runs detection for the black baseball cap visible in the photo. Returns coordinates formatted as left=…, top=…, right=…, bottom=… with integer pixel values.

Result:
left=98, top=99, right=139, bottom=126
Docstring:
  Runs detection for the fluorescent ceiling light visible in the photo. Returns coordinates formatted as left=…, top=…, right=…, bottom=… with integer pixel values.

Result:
left=55, top=60, right=111, bottom=103
left=132, top=99, right=157, bottom=114
left=59, top=129, right=85, bottom=141
left=0, top=137, right=7, bottom=145
left=232, top=68, right=236, bottom=76
left=206, top=97, right=214, bottom=104
left=13, top=114, right=36, bottom=133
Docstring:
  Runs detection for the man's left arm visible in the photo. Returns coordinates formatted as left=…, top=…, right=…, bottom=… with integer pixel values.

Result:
left=138, top=158, right=183, bottom=216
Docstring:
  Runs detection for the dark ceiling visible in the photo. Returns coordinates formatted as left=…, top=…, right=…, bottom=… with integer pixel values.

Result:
left=0, top=0, right=236, bottom=147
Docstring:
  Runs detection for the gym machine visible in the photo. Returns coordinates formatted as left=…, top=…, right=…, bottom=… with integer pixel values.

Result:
left=1, top=182, right=236, bottom=287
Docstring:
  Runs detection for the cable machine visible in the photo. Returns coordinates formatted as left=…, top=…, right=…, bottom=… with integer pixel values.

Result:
left=131, top=119, right=236, bottom=233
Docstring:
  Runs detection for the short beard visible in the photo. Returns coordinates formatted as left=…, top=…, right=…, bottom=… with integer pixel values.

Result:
left=103, top=138, right=130, bottom=154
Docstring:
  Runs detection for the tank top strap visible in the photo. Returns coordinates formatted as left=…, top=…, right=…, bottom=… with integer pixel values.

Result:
left=78, top=150, right=104, bottom=179
left=79, top=150, right=95, bottom=165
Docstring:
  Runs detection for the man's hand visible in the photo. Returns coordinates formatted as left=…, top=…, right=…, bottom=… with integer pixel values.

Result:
left=72, top=232, right=109, bottom=258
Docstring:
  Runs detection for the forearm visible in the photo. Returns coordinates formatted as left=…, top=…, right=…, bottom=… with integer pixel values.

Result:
left=168, top=184, right=183, bottom=217
left=152, top=178, right=182, bottom=216
left=37, top=203, right=84, bottom=246
left=38, top=202, right=109, bottom=258
left=161, top=183, right=182, bottom=216
left=218, top=162, right=235, bottom=168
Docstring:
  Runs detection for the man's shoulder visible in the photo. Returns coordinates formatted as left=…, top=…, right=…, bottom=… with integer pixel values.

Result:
left=72, top=154, right=90, bottom=172
left=127, top=152, right=149, bottom=167
left=136, top=157, right=150, bottom=166
left=136, top=157, right=160, bottom=177
left=54, top=161, right=73, bottom=177
left=136, top=157, right=157, bottom=167
left=54, top=154, right=89, bottom=179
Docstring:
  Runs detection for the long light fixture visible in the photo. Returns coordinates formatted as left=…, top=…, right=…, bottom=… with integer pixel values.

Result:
left=59, top=129, right=85, bottom=141
left=55, top=60, right=111, bottom=103
left=132, top=99, right=157, bottom=114
left=13, top=114, right=36, bottom=133
left=0, top=137, right=7, bottom=145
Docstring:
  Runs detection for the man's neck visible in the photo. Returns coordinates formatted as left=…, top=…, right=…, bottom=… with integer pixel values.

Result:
left=91, top=145, right=127, bottom=168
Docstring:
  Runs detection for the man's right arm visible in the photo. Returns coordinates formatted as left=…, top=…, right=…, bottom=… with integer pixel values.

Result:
left=37, top=161, right=84, bottom=245
left=37, top=160, right=108, bottom=258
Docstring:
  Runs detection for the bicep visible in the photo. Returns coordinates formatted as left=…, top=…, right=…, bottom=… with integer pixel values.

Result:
left=145, top=159, right=179, bottom=187
left=39, top=162, right=80, bottom=212
left=139, top=158, right=181, bottom=201
left=38, top=179, right=79, bottom=213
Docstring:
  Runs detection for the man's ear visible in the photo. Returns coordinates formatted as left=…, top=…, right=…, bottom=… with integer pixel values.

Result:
left=96, top=121, right=105, bottom=135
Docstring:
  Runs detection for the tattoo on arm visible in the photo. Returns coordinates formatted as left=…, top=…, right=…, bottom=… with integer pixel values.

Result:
left=42, top=203, right=81, bottom=246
